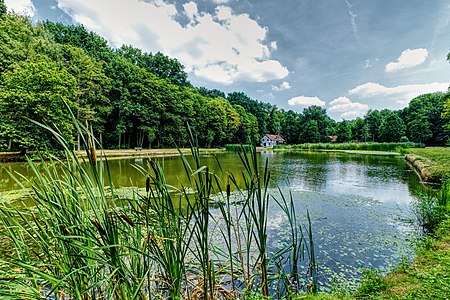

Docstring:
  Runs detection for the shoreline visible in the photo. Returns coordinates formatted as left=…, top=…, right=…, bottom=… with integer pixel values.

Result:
left=405, top=153, right=440, bottom=184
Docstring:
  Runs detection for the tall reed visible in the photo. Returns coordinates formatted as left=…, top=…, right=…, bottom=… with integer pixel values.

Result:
left=0, top=117, right=317, bottom=299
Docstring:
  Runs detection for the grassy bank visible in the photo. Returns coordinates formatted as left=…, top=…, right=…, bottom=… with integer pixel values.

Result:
left=405, top=148, right=450, bottom=183
left=289, top=142, right=423, bottom=152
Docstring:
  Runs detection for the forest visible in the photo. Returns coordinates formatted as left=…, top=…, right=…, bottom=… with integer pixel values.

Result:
left=0, top=5, right=450, bottom=151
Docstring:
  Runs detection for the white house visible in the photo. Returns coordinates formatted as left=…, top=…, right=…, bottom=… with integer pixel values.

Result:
left=261, top=134, right=285, bottom=147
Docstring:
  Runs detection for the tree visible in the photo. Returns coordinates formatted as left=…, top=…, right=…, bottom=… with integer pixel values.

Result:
left=0, top=59, right=77, bottom=150
left=336, top=120, right=352, bottom=142
left=378, top=111, right=406, bottom=142
left=233, top=105, right=259, bottom=144
left=0, top=14, right=59, bottom=76
left=302, top=106, right=334, bottom=142
left=300, top=120, right=320, bottom=143
left=364, top=110, right=382, bottom=142
left=281, top=110, right=302, bottom=144
left=44, top=21, right=113, bottom=61
left=407, top=114, right=432, bottom=143
left=197, top=87, right=226, bottom=99
left=117, top=45, right=190, bottom=86
left=227, top=91, right=270, bottom=135
left=405, top=92, right=449, bottom=145
left=0, top=0, right=6, bottom=18
left=60, top=44, right=111, bottom=149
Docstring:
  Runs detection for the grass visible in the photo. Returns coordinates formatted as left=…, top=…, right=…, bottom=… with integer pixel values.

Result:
left=405, top=147, right=450, bottom=182
left=0, top=120, right=318, bottom=299
left=224, top=144, right=253, bottom=152
left=290, top=142, right=423, bottom=152
left=351, top=218, right=450, bottom=299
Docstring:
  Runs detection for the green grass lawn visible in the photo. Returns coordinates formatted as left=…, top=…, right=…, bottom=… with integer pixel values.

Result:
left=406, top=148, right=450, bottom=182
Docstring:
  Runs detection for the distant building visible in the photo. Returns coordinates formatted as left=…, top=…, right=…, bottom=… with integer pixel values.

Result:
left=261, top=134, right=285, bottom=147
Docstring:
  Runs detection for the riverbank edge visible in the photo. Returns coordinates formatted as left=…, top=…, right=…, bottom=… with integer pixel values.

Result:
left=405, top=153, right=441, bottom=184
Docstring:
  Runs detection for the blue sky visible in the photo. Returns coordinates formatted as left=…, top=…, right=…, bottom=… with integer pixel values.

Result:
left=6, top=0, right=450, bottom=119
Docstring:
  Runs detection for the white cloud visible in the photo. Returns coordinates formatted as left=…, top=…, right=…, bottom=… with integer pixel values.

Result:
left=349, top=82, right=449, bottom=104
left=272, top=81, right=291, bottom=91
left=385, top=48, right=429, bottom=72
left=363, top=59, right=372, bottom=69
left=345, top=0, right=359, bottom=41
left=328, top=96, right=368, bottom=119
left=55, top=0, right=288, bottom=85
left=288, top=96, right=325, bottom=107
left=5, top=0, right=35, bottom=16
left=211, top=0, right=230, bottom=3
left=183, top=2, right=198, bottom=20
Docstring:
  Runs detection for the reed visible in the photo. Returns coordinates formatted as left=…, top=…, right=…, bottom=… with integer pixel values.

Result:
left=0, top=117, right=317, bottom=299
left=291, top=142, right=423, bottom=152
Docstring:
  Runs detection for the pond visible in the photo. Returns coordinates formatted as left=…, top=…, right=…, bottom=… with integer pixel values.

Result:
left=0, top=150, right=424, bottom=291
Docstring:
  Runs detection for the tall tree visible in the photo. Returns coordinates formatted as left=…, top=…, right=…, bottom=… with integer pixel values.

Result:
left=364, top=110, right=382, bottom=142
left=43, top=21, right=112, bottom=61
left=0, top=59, right=77, bottom=150
left=117, top=45, right=189, bottom=86
left=281, top=110, right=302, bottom=144
left=0, top=0, right=6, bottom=18
left=227, top=91, right=270, bottom=135
left=336, top=120, right=352, bottom=142
left=300, top=120, right=320, bottom=143
left=378, top=110, right=406, bottom=142
left=302, top=105, right=334, bottom=142
left=405, top=92, right=449, bottom=144
left=60, top=44, right=111, bottom=148
left=407, top=114, right=432, bottom=143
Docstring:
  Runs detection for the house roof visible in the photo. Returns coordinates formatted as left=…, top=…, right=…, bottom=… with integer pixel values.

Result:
left=264, top=134, right=285, bottom=142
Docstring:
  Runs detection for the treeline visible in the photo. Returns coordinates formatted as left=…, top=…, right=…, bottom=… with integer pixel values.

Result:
left=0, top=7, right=449, bottom=151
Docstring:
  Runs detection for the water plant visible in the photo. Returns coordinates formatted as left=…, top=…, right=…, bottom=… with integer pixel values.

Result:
left=0, top=119, right=317, bottom=299
left=290, top=142, right=423, bottom=152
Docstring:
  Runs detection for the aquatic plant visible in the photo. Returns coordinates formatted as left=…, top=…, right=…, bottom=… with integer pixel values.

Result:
left=0, top=119, right=317, bottom=299
left=290, top=142, right=423, bottom=152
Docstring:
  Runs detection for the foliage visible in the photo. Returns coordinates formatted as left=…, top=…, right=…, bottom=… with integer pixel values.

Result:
left=0, top=11, right=449, bottom=151
left=406, top=92, right=449, bottom=144
left=353, top=269, right=388, bottom=297
left=0, top=59, right=77, bottom=150
left=378, top=110, right=406, bottom=142
left=0, top=0, right=5, bottom=18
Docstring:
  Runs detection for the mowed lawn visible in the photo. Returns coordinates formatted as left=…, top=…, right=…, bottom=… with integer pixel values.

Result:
left=406, top=147, right=450, bottom=182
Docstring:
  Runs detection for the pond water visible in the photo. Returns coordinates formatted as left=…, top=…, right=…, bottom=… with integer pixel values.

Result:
left=0, top=150, right=424, bottom=291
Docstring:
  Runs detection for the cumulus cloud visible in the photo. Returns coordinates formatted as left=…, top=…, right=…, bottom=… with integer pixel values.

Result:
left=55, top=0, right=288, bottom=85
left=211, top=0, right=230, bottom=3
left=385, top=48, right=429, bottom=72
left=272, top=81, right=291, bottom=91
left=328, top=96, right=369, bottom=119
left=349, top=82, right=449, bottom=104
left=288, top=96, right=325, bottom=107
left=5, top=0, right=35, bottom=16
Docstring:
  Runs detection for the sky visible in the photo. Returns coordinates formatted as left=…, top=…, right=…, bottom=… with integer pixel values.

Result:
left=6, top=0, right=450, bottom=120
